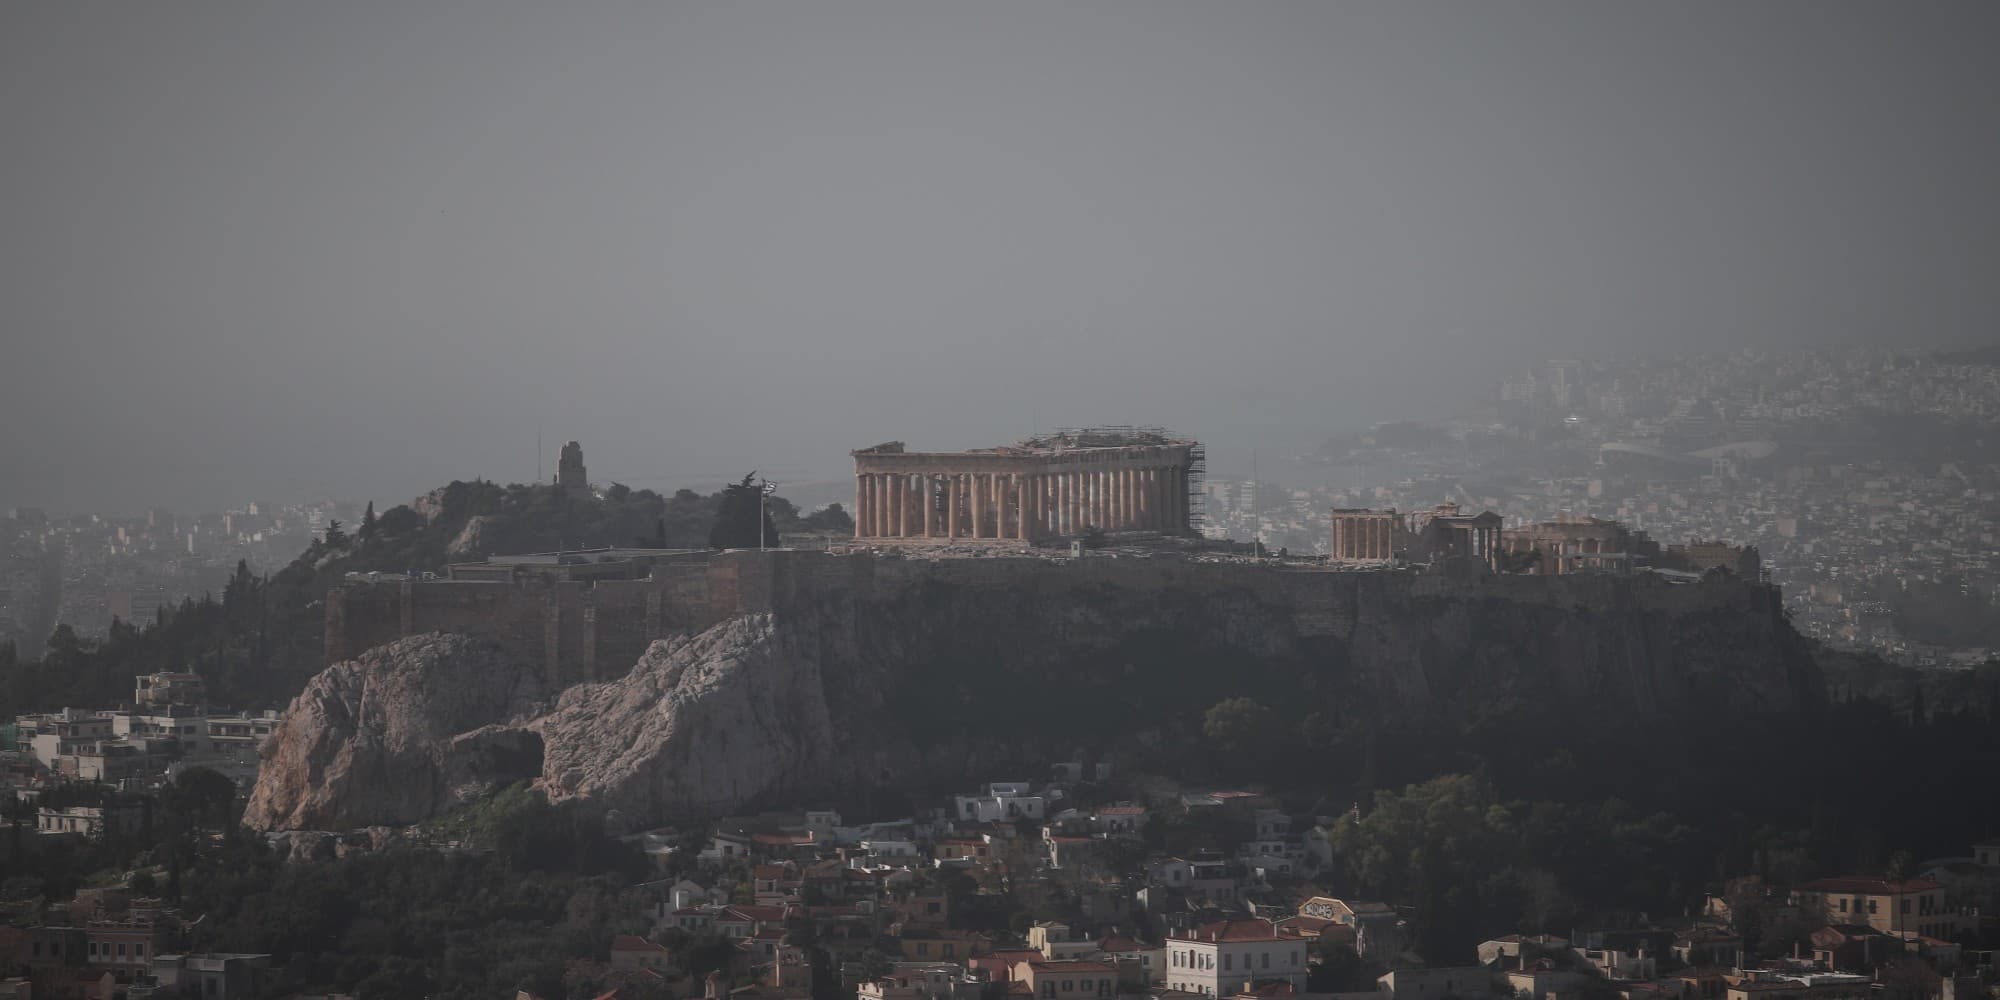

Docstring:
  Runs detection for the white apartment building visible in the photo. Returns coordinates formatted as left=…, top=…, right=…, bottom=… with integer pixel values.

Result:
left=1164, top=919, right=1305, bottom=997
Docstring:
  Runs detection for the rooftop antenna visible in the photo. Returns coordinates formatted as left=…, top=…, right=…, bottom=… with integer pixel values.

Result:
left=537, top=430, right=543, bottom=484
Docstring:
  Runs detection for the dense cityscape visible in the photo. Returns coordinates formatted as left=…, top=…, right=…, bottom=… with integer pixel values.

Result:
left=1202, top=347, right=2000, bottom=666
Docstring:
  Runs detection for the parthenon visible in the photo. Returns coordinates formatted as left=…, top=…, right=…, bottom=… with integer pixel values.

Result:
left=851, top=429, right=1200, bottom=543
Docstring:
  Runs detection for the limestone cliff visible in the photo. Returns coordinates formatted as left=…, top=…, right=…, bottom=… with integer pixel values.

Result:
left=243, top=633, right=550, bottom=831
left=246, top=561, right=1822, bottom=831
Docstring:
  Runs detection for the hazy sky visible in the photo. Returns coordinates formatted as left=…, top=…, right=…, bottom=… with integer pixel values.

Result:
left=4, top=2, right=1996, bottom=514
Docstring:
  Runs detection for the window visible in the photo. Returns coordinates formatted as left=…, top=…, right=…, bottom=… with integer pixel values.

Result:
left=1868, top=900, right=1878, bottom=914
left=1062, top=982, right=1073, bottom=993
left=1902, top=899, right=1911, bottom=914
left=118, top=943, right=127, bottom=957
left=1262, top=953, right=1270, bottom=969
left=1224, top=955, right=1232, bottom=971
left=1838, top=899, right=1847, bottom=913
left=136, top=944, right=145, bottom=957
left=943, top=945, right=955, bottom=958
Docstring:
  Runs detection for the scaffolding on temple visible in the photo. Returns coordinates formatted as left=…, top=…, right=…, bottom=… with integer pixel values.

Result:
left=1185, top=441, right=1206, bottom=531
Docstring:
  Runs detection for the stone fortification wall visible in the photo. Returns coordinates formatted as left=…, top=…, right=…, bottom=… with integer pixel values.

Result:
left=326, top=549, right=1787, bottom=691
left=272, top=547, right=1816, bottom=831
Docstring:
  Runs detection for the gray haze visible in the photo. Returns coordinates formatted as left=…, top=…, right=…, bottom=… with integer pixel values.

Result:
left=4, top=2, right=1996, bottom=514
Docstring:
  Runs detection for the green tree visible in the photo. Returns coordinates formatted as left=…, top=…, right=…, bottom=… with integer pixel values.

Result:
left=1203, top=697, right=1276, bottom=756
left=708, top=474, right=778, bottom=550
left=359, top=502, right=378, bottom=541
left=799, top=503, right=855, bottom=534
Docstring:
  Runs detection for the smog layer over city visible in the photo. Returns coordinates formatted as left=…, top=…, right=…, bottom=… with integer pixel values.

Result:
left=0, top=4, right=1996, bottom=1000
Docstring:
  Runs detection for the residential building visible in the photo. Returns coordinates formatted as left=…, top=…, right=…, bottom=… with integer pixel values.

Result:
left=1164, top=920, right=1306, bottom=998
left=1788, top=877, right=1968, bottom=941
left=150, top=953, right=272, bottom=1000
left=1013, top=960, right=1118, bottom=1000
left=1377, top=968, right=1497, bottom=1000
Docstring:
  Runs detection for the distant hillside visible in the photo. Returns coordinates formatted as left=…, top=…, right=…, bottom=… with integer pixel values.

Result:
left=1934, top=343, right=2000, bottom=366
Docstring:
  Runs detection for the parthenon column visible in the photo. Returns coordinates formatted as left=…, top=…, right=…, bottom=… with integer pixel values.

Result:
left=969, top=473, right=984, bottom=539
left=897, top=476, right=911, bottom=538
left=1090, top=469, right=1105, bottom=528
left=867, top=474, right=881, bottom=538
left=896, top=475, right=909, bottom=538
left=1110, top=468, right=1123, bottom=528
left=1149, top=468, right=1163, bottom=530
left=1064, top=468, right=1080, bottom=532
left=1048, top=473, right=1060, bottom=534
left=874, top=475, right=887, bottom=538
left=853, top=475, right=866, bottom=537
left=1014, top=474, right=1028, bottom=540
left=944, top=475, right=959, bottom=538
left=1074, top=470, right=1088, bottom=532
left=1058, top=471, right=1072, bottom=534
left=919, top=476, right=932, bottom=538
left=1121, top=468, right=1135, bottom=529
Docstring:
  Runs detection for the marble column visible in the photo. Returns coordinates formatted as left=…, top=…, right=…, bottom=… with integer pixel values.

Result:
left=920, top=477, right=932, bottom=538
left=1015, top=474, right=1028, bottom=540
left=1060, top=471, right=1074, bottom=534
left=1073, top=470, right=1086, bottom=532
left=878, top=475, right=890, bottom=538
left=970, top=474, right=984, bottom=539
left=900, top=476, right=916, bottom=540
left=1121, top=468, right=1135, bottom=528
left=853, top=475, right=866, bottom=537
left=1048, top=472, right=1064, bottom=536
left=944, top=475, right=958, bottom=538
left=896, top=476, right=912, bottom=540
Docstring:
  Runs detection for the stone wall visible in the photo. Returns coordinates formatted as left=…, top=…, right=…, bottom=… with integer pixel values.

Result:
left=325, top=550, right=1790, bottom=689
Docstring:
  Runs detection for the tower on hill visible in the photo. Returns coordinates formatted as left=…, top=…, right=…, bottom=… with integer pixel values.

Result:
left=557, top=440, right=589, bottom=497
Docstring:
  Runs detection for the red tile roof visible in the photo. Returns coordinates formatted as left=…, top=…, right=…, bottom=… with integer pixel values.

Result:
left=612, top=935, right=667, bottom=952
left=1027, top=961, right=1116, bottom=974
left=1189, top=919, right=1280, bottom=943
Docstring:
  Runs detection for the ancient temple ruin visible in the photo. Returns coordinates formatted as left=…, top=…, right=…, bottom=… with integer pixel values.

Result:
left=850, top=428, right=1202, bottom=543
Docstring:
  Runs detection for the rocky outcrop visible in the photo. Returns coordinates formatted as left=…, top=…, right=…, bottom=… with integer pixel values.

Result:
left=247, top=563, right=1823, bottom=831
left=243, top=633, right=550, bottom=831
left=529, top=616, right=843, bottom=816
